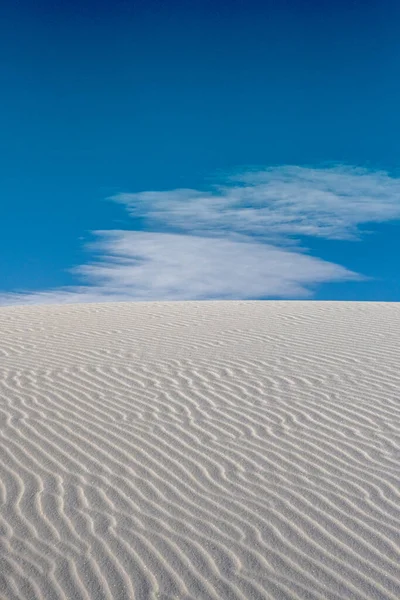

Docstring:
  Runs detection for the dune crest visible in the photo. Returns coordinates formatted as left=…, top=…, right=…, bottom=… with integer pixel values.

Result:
left=1, top=301, right=400, bottom=600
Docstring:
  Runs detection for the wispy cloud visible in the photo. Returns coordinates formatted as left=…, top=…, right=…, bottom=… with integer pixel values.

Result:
left=113, top=165, right=400, bottom=242
left=1, top=165, right=399, bottom=306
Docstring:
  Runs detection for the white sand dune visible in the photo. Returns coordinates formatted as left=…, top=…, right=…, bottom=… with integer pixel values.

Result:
left=1, top=301, right=400, bottom=600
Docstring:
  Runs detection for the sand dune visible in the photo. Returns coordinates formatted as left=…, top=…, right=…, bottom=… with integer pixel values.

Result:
left=0, top=301, right=400, bottom=600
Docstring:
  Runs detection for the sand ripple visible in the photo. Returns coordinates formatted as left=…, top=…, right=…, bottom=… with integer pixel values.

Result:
left=1, top=301, right=400, bottom=599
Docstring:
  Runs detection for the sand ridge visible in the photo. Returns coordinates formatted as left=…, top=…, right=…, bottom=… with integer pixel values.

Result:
left=0, top=301, right=400, bottom=599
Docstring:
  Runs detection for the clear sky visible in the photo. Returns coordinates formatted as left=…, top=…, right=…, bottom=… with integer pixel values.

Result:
left=1, top=0, right=400, bottom=304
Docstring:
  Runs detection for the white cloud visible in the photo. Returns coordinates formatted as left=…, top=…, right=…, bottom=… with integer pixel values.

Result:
left=0, top=231, right=361, bottom=306
left=1, top=165, right=398, bottom=306
left=112, top=165, right=400, bottom=241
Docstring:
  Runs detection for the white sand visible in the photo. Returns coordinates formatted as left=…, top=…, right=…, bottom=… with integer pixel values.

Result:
left=0, top=301, right=400, bottom=600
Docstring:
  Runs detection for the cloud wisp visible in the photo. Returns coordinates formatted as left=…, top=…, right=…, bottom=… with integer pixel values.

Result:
left=2, top=165, right=399, bottom=306
left=113, top=165, right=400, bottom=242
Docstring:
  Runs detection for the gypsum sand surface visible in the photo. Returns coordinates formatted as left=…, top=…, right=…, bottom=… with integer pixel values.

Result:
left=0, top=300, right=400, bottom=600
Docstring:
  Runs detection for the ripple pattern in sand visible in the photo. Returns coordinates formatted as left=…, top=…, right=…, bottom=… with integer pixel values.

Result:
left=1, top=301, right=400, bottom=600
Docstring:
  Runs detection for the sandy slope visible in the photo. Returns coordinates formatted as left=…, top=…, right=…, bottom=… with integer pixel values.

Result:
left=0, top=301, right=400, bottom=600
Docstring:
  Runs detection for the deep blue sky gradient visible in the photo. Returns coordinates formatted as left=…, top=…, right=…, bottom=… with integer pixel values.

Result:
left=1, top=0, right=400, bottom=301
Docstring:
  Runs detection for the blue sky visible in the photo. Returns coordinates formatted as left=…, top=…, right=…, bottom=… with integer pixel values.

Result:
left=1, top=0, right=400, bottom=304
